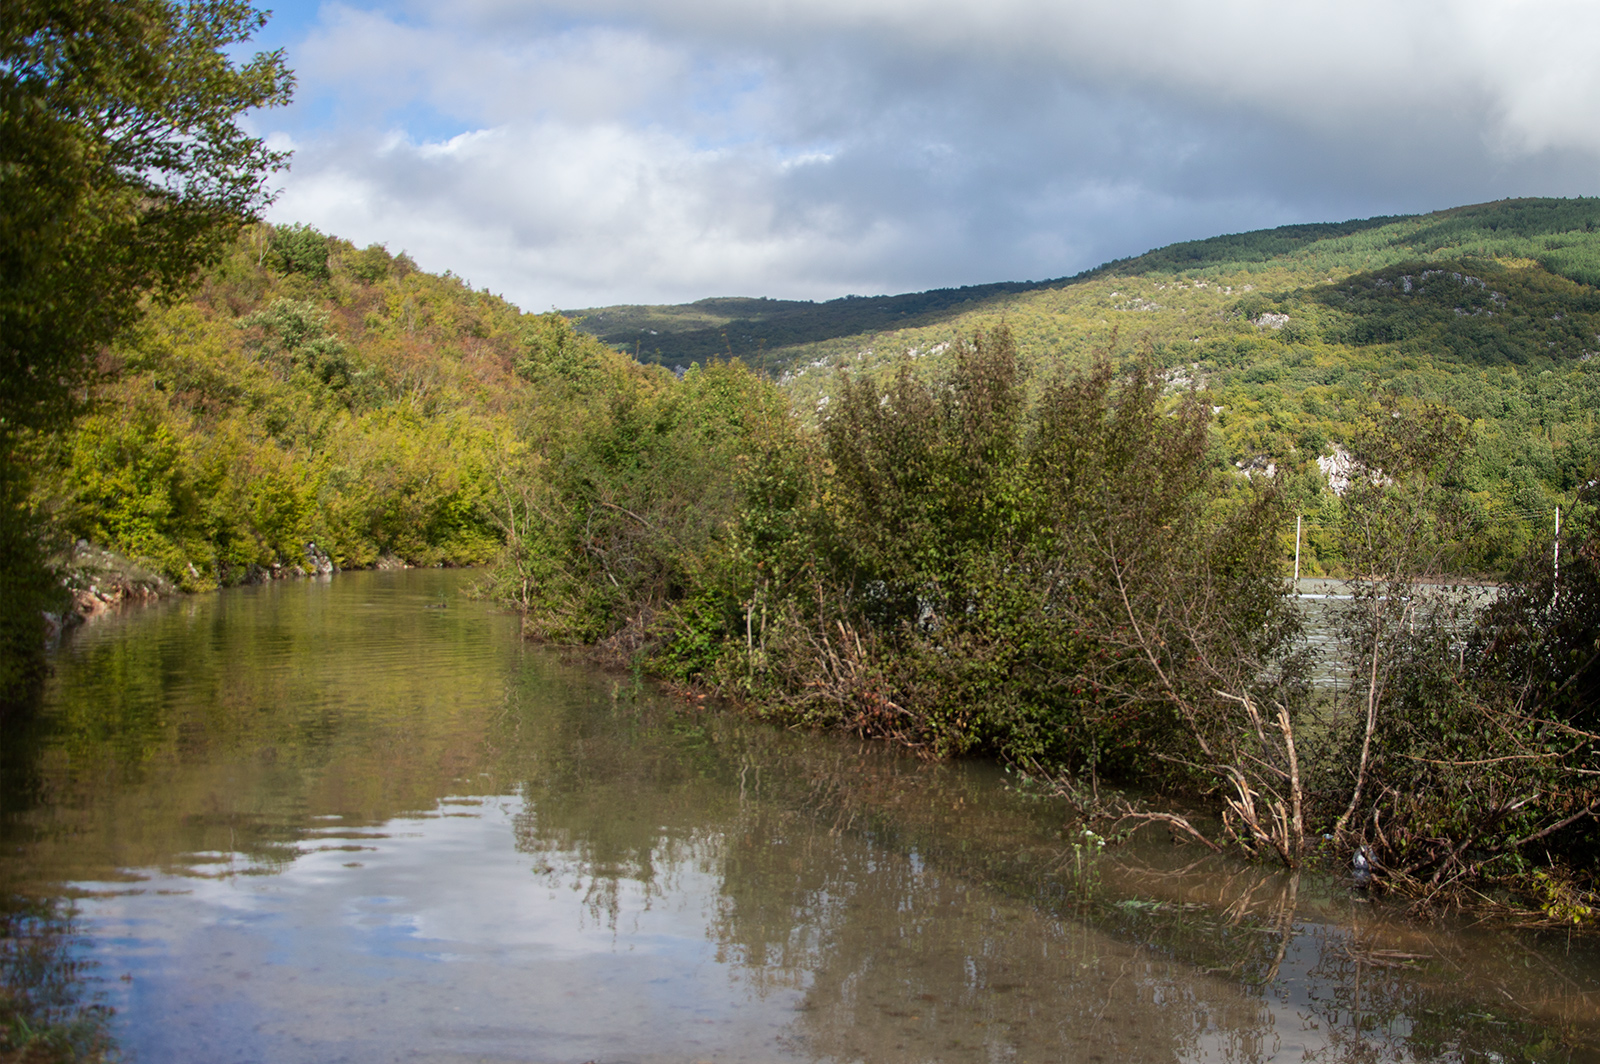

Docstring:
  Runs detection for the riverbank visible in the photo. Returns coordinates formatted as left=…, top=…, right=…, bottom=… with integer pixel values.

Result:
left=43, top=540, right=364, bottom=643
left=42, top=542, right=180, bottom=645
left=550, top=624, right=1600, bottom=936
left=7, top=568, right=1597, bottom=1060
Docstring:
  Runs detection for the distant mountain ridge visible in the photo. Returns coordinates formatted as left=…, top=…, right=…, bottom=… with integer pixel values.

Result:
left=568, top=197, right=1600, bottom=371
left=565, top=279, right=1070, bottom=369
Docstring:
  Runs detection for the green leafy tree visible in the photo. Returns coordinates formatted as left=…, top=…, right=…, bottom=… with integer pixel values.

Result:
left=1319, top=395, right=1476, bottom=846
left=2, top=0, right=291, bottom=706
left=267, top=223, right=330, bottom=279
left=2, top=0, right=292, bottom=435
left=752, top=330, right=1301, bottom=777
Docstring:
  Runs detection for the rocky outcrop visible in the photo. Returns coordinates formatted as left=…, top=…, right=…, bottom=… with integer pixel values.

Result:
left=46, top=540, right=341, bottom=644
left=46, top=542, right=179, bottom=643
left=1317, top=444, right=1359, bottom=496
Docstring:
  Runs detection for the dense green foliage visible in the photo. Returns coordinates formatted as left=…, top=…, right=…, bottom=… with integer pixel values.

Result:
left=615, top=197, right=1597, bottom=577
left=491, top=322, right=1599, bottom=903
left=483, top=341, right=784, bottom=646
left=499, top=327, right=1295, bottom=778
left=1299, top=459, right=1600, bottom=896
left=24, top=227, right=612, bottom=586
left=1, top=0, right=291, bottom=704
left=1, top=0, right=291, bottom=437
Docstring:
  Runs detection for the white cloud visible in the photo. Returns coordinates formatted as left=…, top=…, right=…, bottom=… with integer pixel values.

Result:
left=293, top=6, right=698, bottom=128
left=261, top=0, right=1600, bottom=308
left=275, top=119, right=918, bottom=307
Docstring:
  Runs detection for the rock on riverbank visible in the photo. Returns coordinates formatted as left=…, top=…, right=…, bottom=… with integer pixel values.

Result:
left=44, top=542, right=178, bottom=642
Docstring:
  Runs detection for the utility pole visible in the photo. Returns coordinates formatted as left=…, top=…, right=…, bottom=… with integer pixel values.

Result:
left=1293, top=514, right=1302, bottom=589
left=1553, top=505, right=1561, bottom=609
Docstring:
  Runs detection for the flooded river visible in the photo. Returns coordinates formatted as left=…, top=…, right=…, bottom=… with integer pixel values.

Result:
left=2, top=570, right=1596, bottom=1062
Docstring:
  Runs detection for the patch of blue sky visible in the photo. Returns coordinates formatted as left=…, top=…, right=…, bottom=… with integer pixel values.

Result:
left=221, top=1, right=337, bottom=130
left=361, top=100, right=483, bottom=146
left=244, top=72, right=480, bottom=148
left=239, top=0, right=327, bottom=55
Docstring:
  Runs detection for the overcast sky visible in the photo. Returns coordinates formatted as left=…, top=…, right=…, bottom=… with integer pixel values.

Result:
left=246, top=0, right=1600, bottom=310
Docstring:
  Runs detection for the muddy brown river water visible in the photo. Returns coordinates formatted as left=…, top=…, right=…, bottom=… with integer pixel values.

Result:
left=2, top=570, right=1596, bottom=1062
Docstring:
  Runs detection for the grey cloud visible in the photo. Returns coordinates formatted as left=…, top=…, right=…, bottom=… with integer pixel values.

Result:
left=265, top=1, right=1600, bottom=308
left=445, top=0, right=1600, bottom=152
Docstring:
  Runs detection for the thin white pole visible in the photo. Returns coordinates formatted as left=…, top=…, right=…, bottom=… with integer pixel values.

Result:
left=1293, top=514, right=1302, bottom=588
left=1553, top=506, right=1561, bottom=609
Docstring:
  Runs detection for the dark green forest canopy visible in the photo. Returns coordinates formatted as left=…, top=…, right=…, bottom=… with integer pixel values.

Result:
left=1307, top=259, right=1600, bottom=363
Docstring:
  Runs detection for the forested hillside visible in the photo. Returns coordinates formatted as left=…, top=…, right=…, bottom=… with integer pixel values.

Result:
left=20, top=201, right=1600, bottom=907
left=574, top=197, right=1600, bottom=574
left=36, top=199, right=1597, bottom=593
left=23, top=225, right=645, bottom=590
left=574, top=198, right=1600, bottom=366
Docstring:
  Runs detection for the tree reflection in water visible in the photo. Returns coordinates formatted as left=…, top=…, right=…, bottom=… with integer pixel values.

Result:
left=505, top=678, right=1597, bottom=1062
left=3, top=571, right=1595, bottom=1062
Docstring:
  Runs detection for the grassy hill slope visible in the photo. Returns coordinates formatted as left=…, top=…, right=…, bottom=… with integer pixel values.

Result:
left=570, top=197, right=1600, bottom=574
